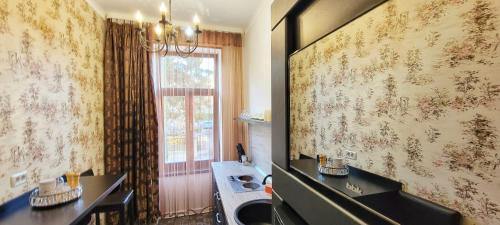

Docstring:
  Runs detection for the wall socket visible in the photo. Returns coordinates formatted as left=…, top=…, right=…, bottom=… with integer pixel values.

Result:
left=10, top=171, right=27, bottom=188
left=345, top=150, right=357, bottom=160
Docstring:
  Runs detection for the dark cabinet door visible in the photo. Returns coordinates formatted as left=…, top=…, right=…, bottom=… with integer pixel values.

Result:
left=212, top=178, right=218, bottom=225
left=273, top=192, right=308, bottom=225
left=272, top=18, right=290, bottom=170
left=212, top=175, right=227, bottom=225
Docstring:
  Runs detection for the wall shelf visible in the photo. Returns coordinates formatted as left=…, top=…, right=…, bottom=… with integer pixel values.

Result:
left=236, top=117, right=271, bottom=126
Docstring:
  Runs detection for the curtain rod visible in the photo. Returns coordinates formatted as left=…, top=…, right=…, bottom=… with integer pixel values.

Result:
left=105, top=17, right=241, bottom=35
left=107, top=17, right=135, bottom=24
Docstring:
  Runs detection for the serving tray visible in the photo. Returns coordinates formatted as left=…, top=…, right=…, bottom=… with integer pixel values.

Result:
left=29, top=184, right=83, bottom=208
left=318, top=164, right=349, bottom=176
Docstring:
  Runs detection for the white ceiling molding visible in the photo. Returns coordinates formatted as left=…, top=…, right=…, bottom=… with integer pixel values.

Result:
left=85, top=0, right=106, bottom=18
left=245, top=0, right=273, bottom=34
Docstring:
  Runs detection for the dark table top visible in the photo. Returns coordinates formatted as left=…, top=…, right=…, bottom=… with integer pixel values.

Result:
left=0, top=174, right=126, bottom=225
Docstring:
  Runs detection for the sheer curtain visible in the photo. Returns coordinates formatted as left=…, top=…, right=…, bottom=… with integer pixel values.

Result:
left=152, top=30, right=245, bottom=218
left=177, top=30, right=247, bottom=162
left=153, top=46, right=220, bottom=217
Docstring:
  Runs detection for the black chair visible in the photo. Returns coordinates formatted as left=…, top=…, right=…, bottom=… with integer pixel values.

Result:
left=80, top=169, right=135, bottom=225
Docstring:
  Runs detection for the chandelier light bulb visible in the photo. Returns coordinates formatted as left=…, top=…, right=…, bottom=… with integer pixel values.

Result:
left=185, top=26, right=194, bottom=37
left=135, top=11, right=143, bottom=23
left=160, top=2, right=167, bottom=13
left=155, top=24, right=162, bottom=36
left=193, top=14, right=200, bottom=25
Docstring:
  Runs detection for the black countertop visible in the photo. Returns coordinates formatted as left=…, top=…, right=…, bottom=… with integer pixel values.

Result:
left=290, top=159, right=401, bottom=198
left=0, top=174, right=126, bottom=225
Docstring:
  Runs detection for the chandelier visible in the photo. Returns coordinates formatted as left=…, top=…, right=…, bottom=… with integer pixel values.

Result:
left=135, top=0, right=202, bottom=57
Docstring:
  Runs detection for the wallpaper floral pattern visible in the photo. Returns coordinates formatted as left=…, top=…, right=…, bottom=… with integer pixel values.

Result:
left=0, top=0, right=104, bottom=204
left=289, top=0, right=500, bottom=224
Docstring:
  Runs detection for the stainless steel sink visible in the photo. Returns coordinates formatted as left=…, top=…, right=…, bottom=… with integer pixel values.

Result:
left=234, top=199, right=272, bottom=225
left=228, top=175, right=263, bottom=193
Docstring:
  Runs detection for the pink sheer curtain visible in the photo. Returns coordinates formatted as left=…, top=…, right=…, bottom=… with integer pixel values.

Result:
left=152, top=30, right=245, bottom=218
left=177, top=30, right=247, bottom=162
left=153, top=46, right=221, bottom=217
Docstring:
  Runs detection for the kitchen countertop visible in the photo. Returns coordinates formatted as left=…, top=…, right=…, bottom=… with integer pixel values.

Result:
left=212, top=161, right=271, bottom=225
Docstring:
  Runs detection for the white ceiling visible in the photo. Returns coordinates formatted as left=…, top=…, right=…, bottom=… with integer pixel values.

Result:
left=87, top=0, right=265, bottom=32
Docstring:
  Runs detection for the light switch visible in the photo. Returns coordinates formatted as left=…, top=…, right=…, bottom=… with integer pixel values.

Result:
left=10, top=170, right=27, bottom=188
left=345, top=150, right=357, bottom=160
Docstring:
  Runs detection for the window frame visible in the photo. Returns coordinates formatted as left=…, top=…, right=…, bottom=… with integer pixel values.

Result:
left=160, top=51, right=220, bottom=176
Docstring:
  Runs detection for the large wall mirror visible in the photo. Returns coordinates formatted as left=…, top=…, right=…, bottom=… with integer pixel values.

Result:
left=288, top=1, right=500, bottom=224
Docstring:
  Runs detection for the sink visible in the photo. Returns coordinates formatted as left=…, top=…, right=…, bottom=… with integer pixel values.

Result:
left=234, top=199, right=272, bottom=225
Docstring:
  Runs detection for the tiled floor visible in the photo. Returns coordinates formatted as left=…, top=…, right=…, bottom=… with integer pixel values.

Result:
left=159, top=213, right=213, bottom=225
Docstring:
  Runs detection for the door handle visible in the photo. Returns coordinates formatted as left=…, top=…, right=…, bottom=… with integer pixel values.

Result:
left=273, top=208, right=284, bottom=225
left=216, top=212, right=222, bottom=224
left=213, top=192, right=221, bottom=201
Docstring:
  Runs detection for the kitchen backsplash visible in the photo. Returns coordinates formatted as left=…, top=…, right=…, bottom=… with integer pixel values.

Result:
left=289, top=0, right=500, bottom=224
left=249, top=124, right=272, bottom=175
left=0, top=0, right=105, bottom=204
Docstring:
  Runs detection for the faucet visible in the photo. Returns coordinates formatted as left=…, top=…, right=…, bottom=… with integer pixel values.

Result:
left=262, top=174, right=272, bottom=185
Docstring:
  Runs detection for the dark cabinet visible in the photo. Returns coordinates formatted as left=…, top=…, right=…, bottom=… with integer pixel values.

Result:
left=271, top=0, right=299, bottom=29
left=273, top=164, right=370, bottom=225
left=294, top=0, right=386, bottom=49
left=272, top=192, right=307, bottom=225
left=212, top=175, right=227, bottom=225
left=271, top=18, right=290, bottom=170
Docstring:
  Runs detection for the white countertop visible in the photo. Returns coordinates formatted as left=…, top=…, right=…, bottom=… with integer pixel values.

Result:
left=211, top=161, right=271, bottom=225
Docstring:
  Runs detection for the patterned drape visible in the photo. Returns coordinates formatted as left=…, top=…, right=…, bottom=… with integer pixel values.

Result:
left=103, top=19, right=160, bottom=224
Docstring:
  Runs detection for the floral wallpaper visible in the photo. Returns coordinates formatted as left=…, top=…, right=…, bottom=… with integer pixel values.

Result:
left=0, top=0, right=104, bottom=204
left=289, top=0, right=500, bottom=224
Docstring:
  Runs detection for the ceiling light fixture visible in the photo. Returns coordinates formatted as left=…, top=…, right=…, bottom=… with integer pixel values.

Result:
left=135, top=0, right=202, bottom=57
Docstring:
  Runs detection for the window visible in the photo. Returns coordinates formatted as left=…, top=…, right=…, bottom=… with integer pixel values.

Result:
left=160, top=49, right=220, bottom=175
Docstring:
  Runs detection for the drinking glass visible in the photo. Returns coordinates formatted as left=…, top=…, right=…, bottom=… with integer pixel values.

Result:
left=65, top=172, right=80, bottom=189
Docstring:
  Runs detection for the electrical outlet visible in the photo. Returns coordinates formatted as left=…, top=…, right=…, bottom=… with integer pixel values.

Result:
left=10, top=171, right=27, bottom=188
left=345, top=150, right=357, bottom=160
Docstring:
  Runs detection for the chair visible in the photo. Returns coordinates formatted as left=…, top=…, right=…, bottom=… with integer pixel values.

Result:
left=80, top=169, right=135, bottom=225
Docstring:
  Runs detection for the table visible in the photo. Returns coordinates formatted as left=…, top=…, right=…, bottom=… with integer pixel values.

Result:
left=0, top=174, right=126, bottom=225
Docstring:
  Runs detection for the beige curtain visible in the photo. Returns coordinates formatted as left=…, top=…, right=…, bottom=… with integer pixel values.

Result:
left=220, top=45, right=247, bottom=161
left=153, top=30, right=246, bottom=217
left=200, top=31, right=247, bottom=161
